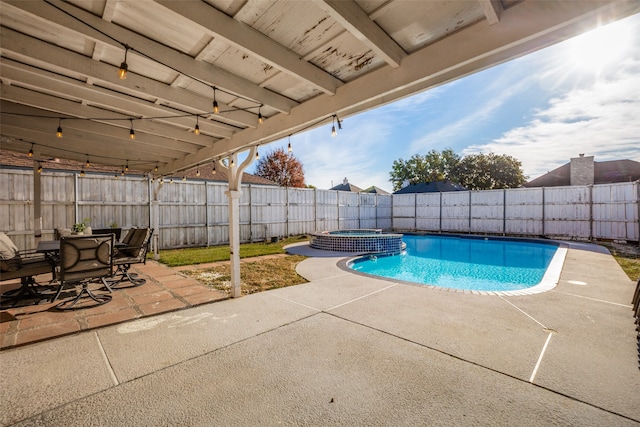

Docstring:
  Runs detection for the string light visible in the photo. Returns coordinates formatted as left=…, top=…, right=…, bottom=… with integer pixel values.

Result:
left=129, top=119, right=135, bottom=139
left=212, top=87, right=219, bottom=114
left=212, top=161, right=216, bottom=175
left=85, top=156, right=90, bottom=168
left=121, top=168, right=125, bottom=176
left=154, top=163, right=158, bottom=172
left=80, top=169, right=85, bottom=177
left=230, top=158, right=235, bottom=167
left=288, top=135, right=292, bottom=153
left=56, top=119, right=63, bottom=138
left=331, top=116, right=337, bottom=138
left=196, top=167, right=200, bottom=177
left=28, top=144, right=33, bottom=157
left=257, top=105, right=263, bottom=125
left=255, top=149, right=260, bottom=160
left=119, top=45, right=129, bottom=80
left=125, top=160, right=129, bottom=172
left=194, top=115, right=200, bottom=135
left=37, top=162, right=43, bottom=173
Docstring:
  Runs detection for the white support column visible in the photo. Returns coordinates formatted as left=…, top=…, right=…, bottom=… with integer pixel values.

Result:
left=227, top=189, right=242, bottom=297
left=222, top=147, right=257, bottom=298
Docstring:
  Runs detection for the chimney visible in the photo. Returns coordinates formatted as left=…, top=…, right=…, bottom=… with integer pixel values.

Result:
left=570, top=155, right=594, bottom=185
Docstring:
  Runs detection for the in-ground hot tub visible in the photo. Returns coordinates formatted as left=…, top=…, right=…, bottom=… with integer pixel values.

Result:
left=309, top=229, right=404, bottom=254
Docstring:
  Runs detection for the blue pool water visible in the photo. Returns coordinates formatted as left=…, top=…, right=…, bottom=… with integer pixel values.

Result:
left=349, top=235, right=559, bottom=292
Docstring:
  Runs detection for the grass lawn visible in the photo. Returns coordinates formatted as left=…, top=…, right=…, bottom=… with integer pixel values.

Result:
left=154, top=235, right=309, bottom=267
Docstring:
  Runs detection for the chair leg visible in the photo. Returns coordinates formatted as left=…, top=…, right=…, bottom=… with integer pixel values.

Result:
left=0, top=276, right=41, bottom=307
left=104, top=263, right=146, bottom=289
left=55, top=282, right=112, bottom=310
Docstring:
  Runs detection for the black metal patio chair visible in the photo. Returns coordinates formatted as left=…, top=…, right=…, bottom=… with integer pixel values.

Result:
left=53, top=234, right=114, bottom=310
left=105, top=227, right=153, bottom=288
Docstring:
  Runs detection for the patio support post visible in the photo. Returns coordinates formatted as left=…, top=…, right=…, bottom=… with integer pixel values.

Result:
left=223, top=147, right=257, bottom=298
left=33, top=158, right=42, bottom=239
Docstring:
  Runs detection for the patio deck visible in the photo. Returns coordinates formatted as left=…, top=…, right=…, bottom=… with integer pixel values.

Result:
left=1, top=242, right=638, bottom=425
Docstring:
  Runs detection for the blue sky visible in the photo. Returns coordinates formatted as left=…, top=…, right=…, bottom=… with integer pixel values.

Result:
left=249, top=13, right=640, bottom=192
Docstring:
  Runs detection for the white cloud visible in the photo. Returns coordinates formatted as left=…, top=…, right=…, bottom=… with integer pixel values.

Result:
left=464, top=60, right=640, bottom=179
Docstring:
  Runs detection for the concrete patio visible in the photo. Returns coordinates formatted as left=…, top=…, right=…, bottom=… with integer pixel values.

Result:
left=1, top=241, right=638, bottom=426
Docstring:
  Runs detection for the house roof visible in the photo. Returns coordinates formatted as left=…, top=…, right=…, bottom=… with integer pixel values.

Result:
left=393, top=180, right=467, bottom=194
left=524, top=159, right=640, bottom=188
left=1, top=1, right=636, bottom=178
left=330, top=182, right=363, bottom=193
left=0, top=150, right=277, bottom=186
left=360, top=186, right=390, bottom=195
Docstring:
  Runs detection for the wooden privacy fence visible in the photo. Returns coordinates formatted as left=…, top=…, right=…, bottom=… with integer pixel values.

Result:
left=1, top=169, right=638, bottom=250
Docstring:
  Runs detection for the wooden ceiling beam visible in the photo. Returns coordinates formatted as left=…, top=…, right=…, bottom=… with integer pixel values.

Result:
left=155, top=0, right=343, bottom=96
left=3, top=0, right=297, bottom=113
left=479, top=0, right=503, bottom=25
left=312, top=0, right=406, bottom=68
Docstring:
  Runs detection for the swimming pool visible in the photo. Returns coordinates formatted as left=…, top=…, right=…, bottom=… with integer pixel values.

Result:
left=347, top=235, right=567, bottom=295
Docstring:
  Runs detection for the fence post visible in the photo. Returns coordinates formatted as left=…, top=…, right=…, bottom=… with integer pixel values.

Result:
left=314, top=188, right=318, bottom=232
left=414, top=193, right=417, bottom=231
left=589, top=184, right=593, bottom=241
left=503, top=189, right=506, bottom=236
left=468, top=191, right=472, bottom=233
left=286, top=187, right=289, bottom=237
left=542, top=187, right=546, bottom=237
left=439, top=192, right=442, bottom=232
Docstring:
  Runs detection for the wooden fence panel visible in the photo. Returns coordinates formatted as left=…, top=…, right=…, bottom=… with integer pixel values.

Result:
left=376, top=195, right=393, bottom=230
left=416, top=193, right=440, bottom=231
left=471, top=190, right=504, bottom=234
left=393, top=194, right=415, bottom=230
left=544, top=186, right=591, bottom=239
left=315, top=190, right=338, bottom=231
left=441, top=192, right=470, bottom=232
left=592, top=182, right=639, bottom=241
left=505, top=188, right=543, bottom=235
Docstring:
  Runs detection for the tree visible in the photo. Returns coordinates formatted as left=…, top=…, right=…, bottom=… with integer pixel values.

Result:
left=453, top=153, right=527, bottom=190
left=389, top=149, right=526, bottom=191
left=255, top=148, right=306, bottom=187
left=389, top=149, right=460, bottom=191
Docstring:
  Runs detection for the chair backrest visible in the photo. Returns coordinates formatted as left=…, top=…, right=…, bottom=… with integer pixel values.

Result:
left=121, top=228, right=153, bottom=261
left=59, top=235, right=113, bottom=283
left=121, top=228, right=137, bottom=245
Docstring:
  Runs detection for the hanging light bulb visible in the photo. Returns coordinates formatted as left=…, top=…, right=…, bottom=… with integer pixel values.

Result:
left=37, top=162, right=43, bottom=173
left=119, top=45, right=129, bottom=80
left=80, top=169, right=85, bottom=177
left=212, top=87, right=219, bottom=114
left=230, top=158, right=235, bottom=167
left=129, top=119, right=135, bottom=139
left=182, top=176, right=186, bottom=181
left=56, top=120, right=63, bottom=138
left=154, top=163, right=158, bottom=172
left=194, top=115, right=200, bottom=135
left=121, top=168, right=125, bottom=176
left=170, top=178, right=174, bottom=184
left=125, top=161, right=129, bottom=172
left=85, top=157, right=90, bottom=168
left=159, top=178, right=164, bottom=184
left=257, top=106, right=263, bottom=125
left=255, top=149, right=260, bottom=160
left=115, top=174, right=119, bottom=180
left=288, top=135, right=292, bottom=153
left=212, top=161, right=217, bottom=175
left=196, top=167, right=200, bottom=177
left=28, top=144, right=34, bottom=157
left=331, top=116, right=337, bottom=138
